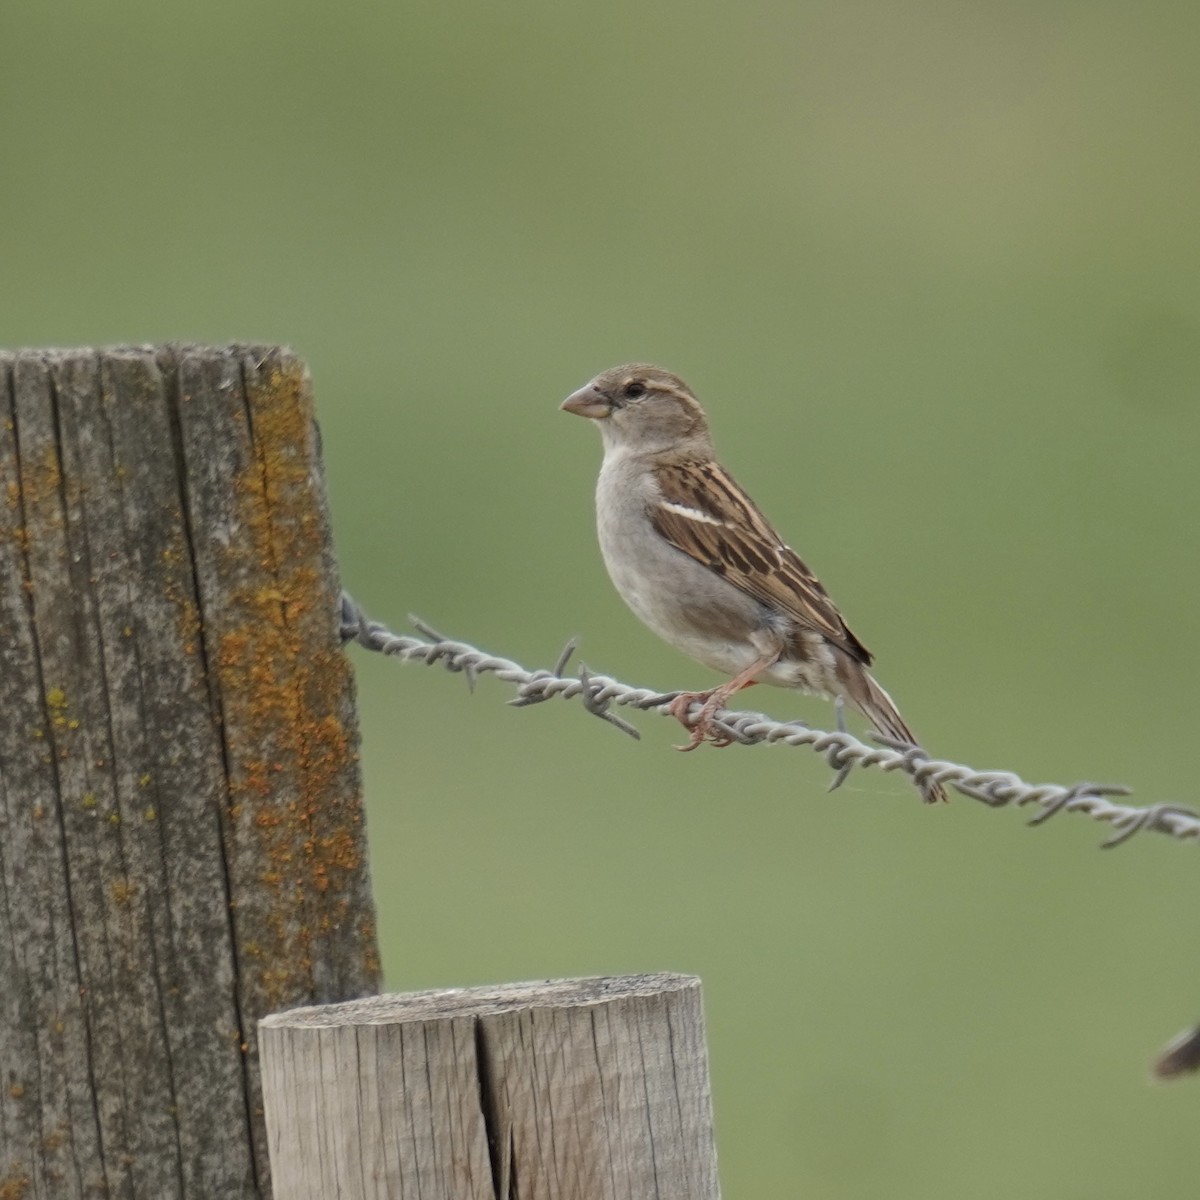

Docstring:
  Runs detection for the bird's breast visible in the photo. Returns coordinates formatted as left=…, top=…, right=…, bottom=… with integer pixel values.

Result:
left=594, top=462, right=784, bottom=677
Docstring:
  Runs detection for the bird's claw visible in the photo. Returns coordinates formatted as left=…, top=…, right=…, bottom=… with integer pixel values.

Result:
left=666, top=692, right=753, bottom=750
left=671, top=718, right=745, bottom=751
left=668, top=691, right=708, bottom=750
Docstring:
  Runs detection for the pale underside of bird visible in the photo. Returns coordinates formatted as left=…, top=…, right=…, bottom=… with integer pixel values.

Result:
left=562, top=362, right=946, bottom=804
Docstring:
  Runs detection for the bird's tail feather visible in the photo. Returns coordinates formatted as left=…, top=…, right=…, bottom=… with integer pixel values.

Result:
left=836, top=658, right=946, bottom=804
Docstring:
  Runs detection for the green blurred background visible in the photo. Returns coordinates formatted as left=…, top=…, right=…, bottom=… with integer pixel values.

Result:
left=5, top=1, right=1200, bottom=1195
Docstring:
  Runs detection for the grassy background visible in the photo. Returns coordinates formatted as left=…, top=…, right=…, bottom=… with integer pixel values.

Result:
left=5, top=2, right=1200, bottom=1195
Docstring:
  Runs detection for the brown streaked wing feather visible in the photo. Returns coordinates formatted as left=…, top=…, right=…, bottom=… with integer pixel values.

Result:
left=651, top=461, right=873, bottom=665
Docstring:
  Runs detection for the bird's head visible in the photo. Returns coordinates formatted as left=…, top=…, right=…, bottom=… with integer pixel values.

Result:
left=561, top=364, right=712, bottom=457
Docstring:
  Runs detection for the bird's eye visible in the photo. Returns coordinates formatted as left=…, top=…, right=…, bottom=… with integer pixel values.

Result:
left=622, top=380, right=647, bottom=399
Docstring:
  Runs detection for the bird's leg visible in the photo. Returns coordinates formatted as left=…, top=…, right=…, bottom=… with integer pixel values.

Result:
left=668, top=653, right=776, bottom=752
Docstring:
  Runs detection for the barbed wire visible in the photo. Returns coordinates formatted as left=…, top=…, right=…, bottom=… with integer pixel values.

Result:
left=339, top=592, right=1199, bottom=850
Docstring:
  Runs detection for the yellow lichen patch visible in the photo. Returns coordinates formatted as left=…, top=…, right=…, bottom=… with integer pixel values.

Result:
left=45, top=687, right=68, bottom=712
left=11, top=443, right=64, bottom=559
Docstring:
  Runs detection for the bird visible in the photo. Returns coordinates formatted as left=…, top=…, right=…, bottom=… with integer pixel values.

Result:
left=561, top=363, right=946, bottom=803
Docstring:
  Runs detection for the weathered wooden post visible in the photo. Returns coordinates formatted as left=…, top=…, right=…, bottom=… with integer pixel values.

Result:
left=0, top=345, right=380, bottom=1198
left=259, top=973, right=721, bottom=1200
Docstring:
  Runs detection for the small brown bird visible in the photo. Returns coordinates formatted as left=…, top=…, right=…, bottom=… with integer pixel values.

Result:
left=562, top=363, right=945, bottom=803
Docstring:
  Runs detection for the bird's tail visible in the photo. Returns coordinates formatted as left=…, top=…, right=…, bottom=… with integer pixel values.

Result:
left=835, top=657, right=946, bottom=804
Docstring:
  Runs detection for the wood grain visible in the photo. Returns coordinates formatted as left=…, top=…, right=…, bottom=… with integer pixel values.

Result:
left=0, top=345, right=380, bottom=1199
left=260, top=974, right=721, bottom=1200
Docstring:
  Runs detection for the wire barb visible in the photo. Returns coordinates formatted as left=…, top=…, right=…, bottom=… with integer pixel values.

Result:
left=578, top=666, right=641, bottom=740
left=507, top=636, right=579, bottom=709
left=827, top=697, right=854, bottom=793
left=338, top=592, right=1199, bottom=850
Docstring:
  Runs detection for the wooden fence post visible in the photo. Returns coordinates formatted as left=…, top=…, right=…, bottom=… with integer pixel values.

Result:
left=259, top=973, right=721, bottom=1200
left=0, top=345, right=380, bottom=1199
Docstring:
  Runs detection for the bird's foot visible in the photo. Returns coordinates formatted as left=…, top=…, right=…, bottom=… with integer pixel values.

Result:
left=667, top=690, right=712, bottom=750
left=667, top=689, right=739, bottom=751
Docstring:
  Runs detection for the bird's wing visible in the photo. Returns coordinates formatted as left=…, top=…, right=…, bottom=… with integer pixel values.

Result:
left=650, top=460, right=873, bottom=665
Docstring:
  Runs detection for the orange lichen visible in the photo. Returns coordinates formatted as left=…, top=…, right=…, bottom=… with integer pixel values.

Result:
left=160, top=526, right=203, bottom=657
left=0, top=1173, right=31, bottom=1200
left=207, top=354, right=377, bottom=1009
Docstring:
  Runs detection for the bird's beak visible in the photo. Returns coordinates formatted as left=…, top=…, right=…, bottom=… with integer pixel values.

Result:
left=560, top=384, right=613, bottom=420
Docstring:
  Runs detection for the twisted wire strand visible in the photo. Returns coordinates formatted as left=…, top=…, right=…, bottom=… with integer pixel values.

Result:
left=340, top=593, right=1199, bottom=850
